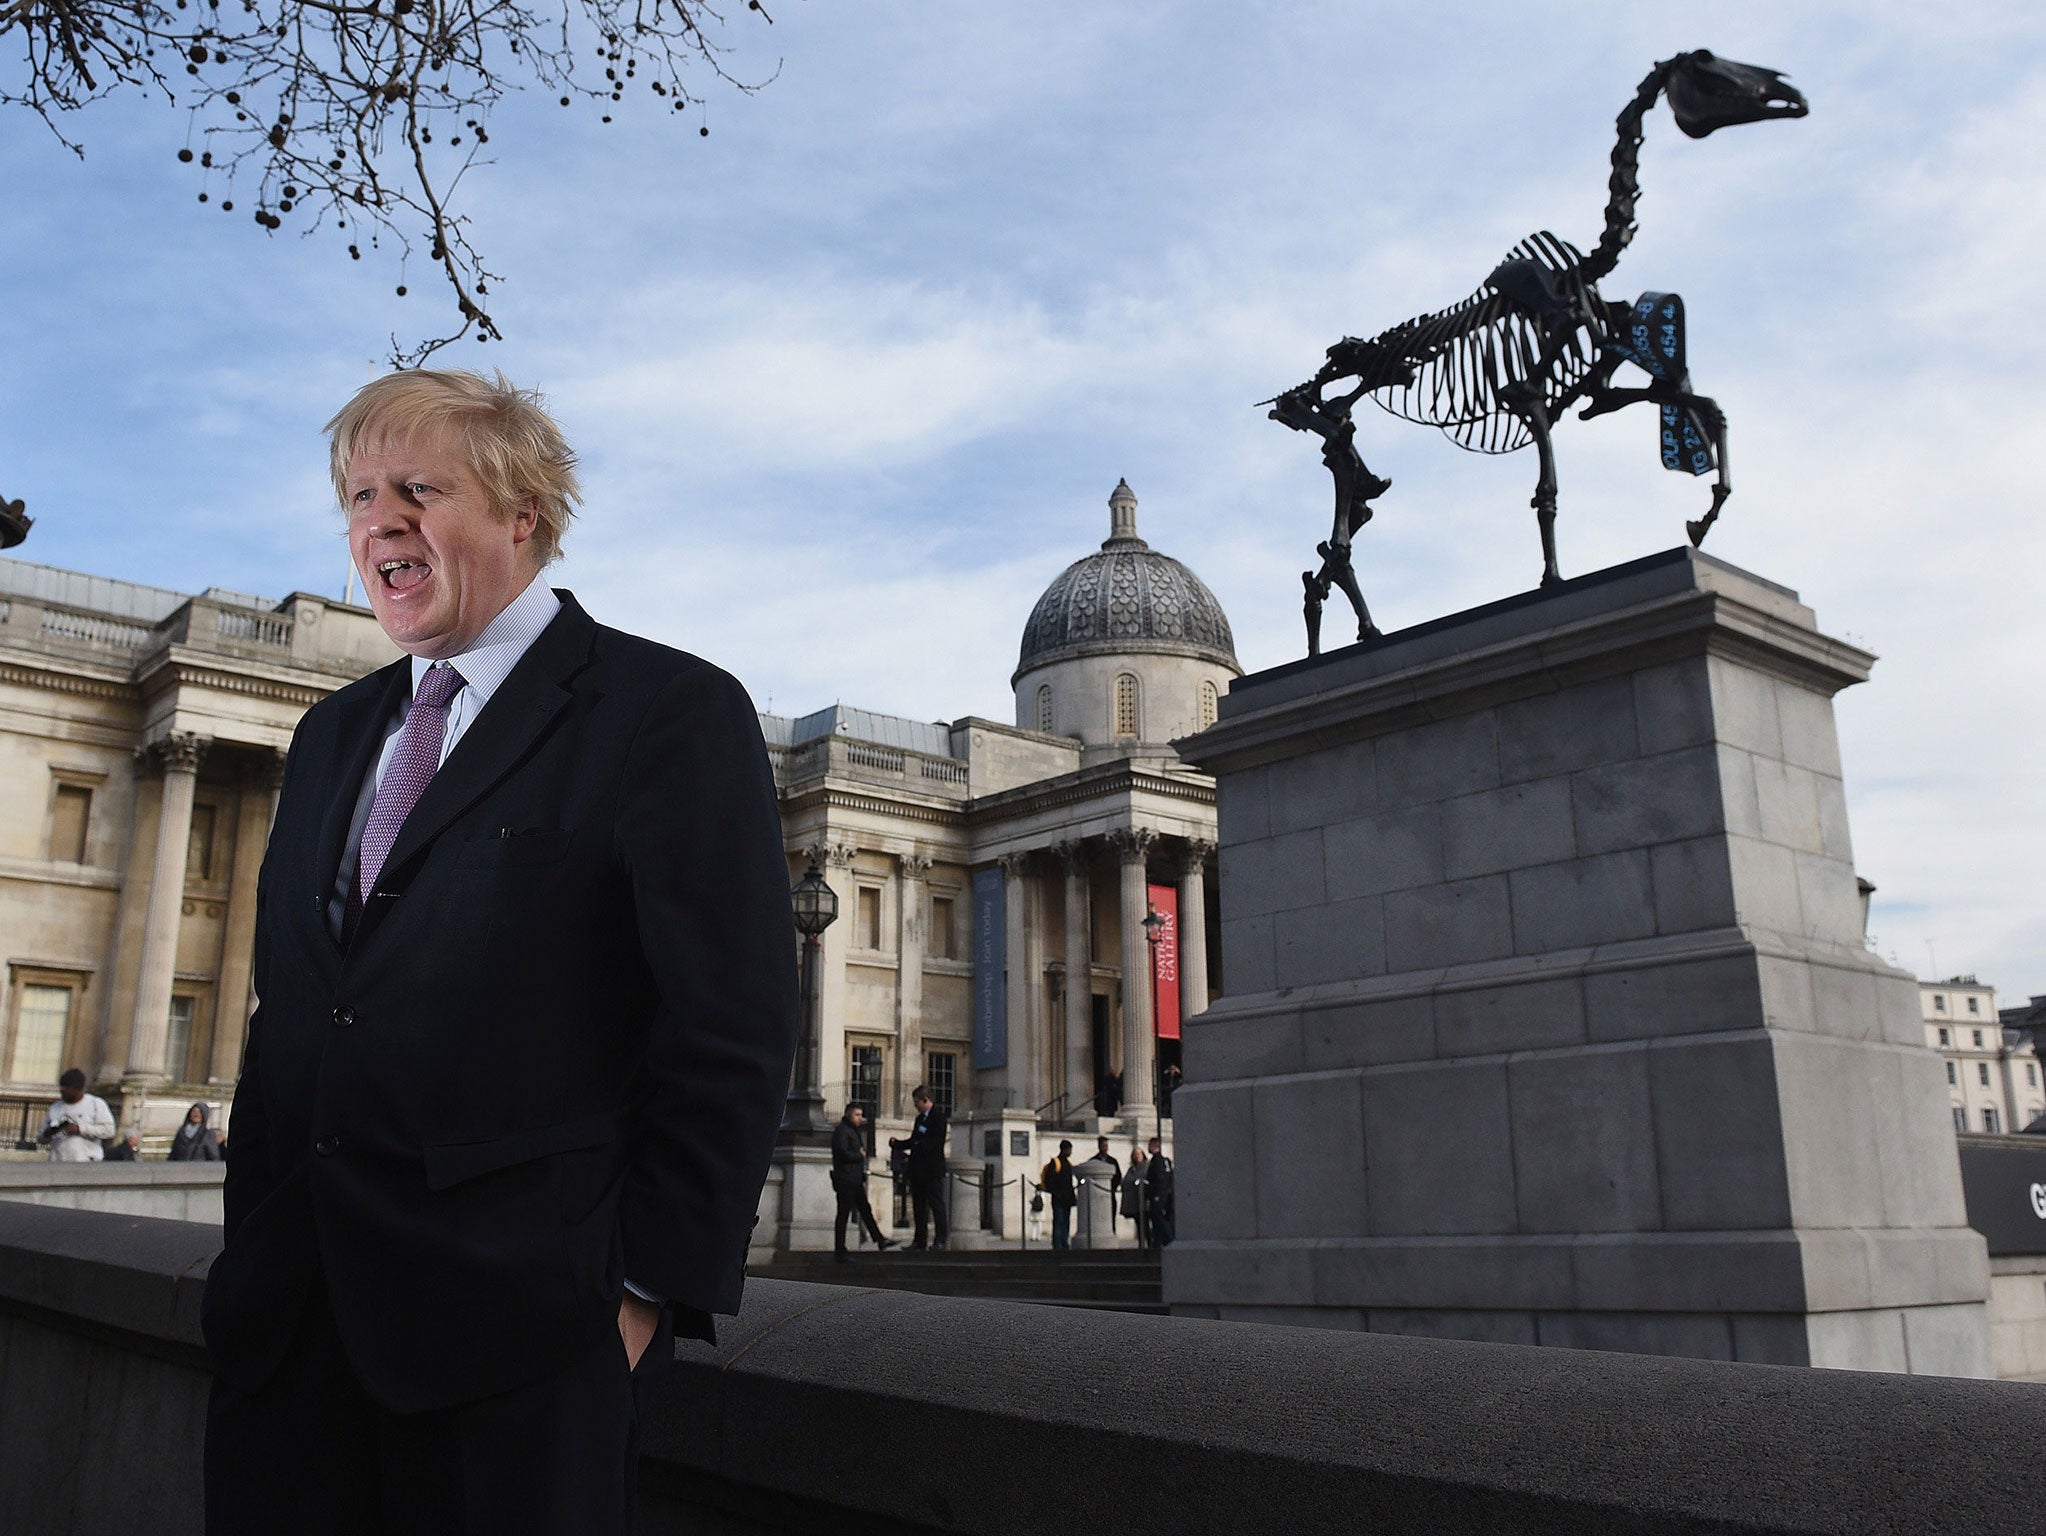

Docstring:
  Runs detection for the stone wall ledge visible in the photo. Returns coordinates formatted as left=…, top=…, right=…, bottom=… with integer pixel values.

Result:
left=5, top=1204, right=2044, bottom=1534
left=1163, top=1230, right=1991, bottom=1315
left=0, top=1161, right=229, bottom=1189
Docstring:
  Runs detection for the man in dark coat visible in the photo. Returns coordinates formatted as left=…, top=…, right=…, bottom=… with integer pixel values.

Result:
left=890, top=1086, right=950, bottom=1250
left=201, top=370, right=800, bottom=1535
left=830, top=1105, right=895, bottom=1261
left=1145, top=1134, right=1175, bottom=1248
left=1041, top=1139, right=1079, bottom=1251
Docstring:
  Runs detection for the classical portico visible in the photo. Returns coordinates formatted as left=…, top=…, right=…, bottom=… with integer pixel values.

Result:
left=753, top=482, right=1238, bottom=1252
left=0, top=558, right=398, bottom=1148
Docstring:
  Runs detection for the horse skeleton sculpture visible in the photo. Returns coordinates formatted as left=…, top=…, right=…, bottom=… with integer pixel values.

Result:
left=1272, top=51, right=1808, bottom=655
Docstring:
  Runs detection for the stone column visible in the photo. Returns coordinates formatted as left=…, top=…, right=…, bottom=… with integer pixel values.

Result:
left=1179, top=839, right=1214, bottom=1024
left=1059, top=840, right=1094, bottom=1118
left=209, top=752, right=282, bottom=1084
left=804, top=840, right=857, bottom=1108
left=896, top=851, right=932, bottom=1115
left=1111, top=827, right=1157, bottom=1115
left=999, top=852, right=1036, bottom=1112
left=124, top=733, right=205, bottom=1085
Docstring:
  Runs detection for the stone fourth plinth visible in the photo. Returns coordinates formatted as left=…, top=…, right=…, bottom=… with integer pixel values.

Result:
left=1166, top=548, right=1991, bottom=1375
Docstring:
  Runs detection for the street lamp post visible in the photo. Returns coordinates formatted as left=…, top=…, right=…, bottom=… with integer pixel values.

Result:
left=785, top=859, right=838, bottom=1141
left=1142, top=905, right=1166, bottom=1113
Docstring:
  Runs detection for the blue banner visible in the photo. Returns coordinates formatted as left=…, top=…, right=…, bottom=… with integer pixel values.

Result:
left=972, top=866, right=1006, bottom=1069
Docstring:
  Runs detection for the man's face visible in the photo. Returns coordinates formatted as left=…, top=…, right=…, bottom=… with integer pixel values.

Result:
left=1148, top=1138, right=1161, bottom=1154
left=60, top=1084, right=82, bottom=1104
left=848, top=1107, right=864, bottom=1129
left=914, top=1095, right=931, bottom=1113
left=345, top=428, right=539, bottom=659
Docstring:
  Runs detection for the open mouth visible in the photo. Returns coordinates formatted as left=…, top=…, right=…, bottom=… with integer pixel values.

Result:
left=377, top=558, right=434, bottom=594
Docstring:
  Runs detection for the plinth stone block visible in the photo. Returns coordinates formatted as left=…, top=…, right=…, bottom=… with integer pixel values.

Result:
left=1167, top=549, right=1991, bottom=1374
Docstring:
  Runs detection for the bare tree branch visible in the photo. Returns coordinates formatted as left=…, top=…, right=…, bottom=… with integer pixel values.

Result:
left=3, top=0, right=778, bottom=364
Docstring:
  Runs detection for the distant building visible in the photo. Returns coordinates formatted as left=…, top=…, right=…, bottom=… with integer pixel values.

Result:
left=3, top=480, right=1234, bottom=1179
left=1999, top=994, right=2046, bottom=1133
left=764, top=481, right=1237, bottom=1179
left=1923, top=976, right=2042, bottom=1136
left=0, top=554, right=399, bottom=1148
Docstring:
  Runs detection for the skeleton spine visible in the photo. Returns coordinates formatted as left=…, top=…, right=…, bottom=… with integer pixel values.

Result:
left=1580, top=62, right=1671, bottom=285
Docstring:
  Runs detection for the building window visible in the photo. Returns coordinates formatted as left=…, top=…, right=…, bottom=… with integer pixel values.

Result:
left=925, top=1051, right=956, bottom=1115
left=1951, top=1105, right=1967, bottom=1133
left=1946, top=1061, right=1957, bottom=1086
left=1967, top=996, right=1980, bottom=1015
left=1037, top=684, right=1054, bottom=734
left=1973, top=1029, right=1984, bottom=1049
left=848, top=1044, right=883, bottom=1154
left=1937, top=1028, right=1950, bottom=1046
left=50, top=784, right=92, bottom=864
left=2029, top=1064, right=2038, bottom=1088
left=1113, top=673, right=1140, bottom=740
left=187, top=803, right=218, bottom=884
left=857, top=887, right=882, bottom=951
left=1983, top=1107, right=2001, bottom=1134
left=164, top=995, right=196, bottom=1081
left=9, top=983, right=73, bottom=1084
left=1979, top=1062, right=1992, bottom=1088
left=930, top=895, right=956, bottom=960
left=1199, top=679, right=1218, bottom=731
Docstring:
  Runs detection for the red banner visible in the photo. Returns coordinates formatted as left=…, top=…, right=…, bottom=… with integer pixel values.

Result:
left=1148, top=882, right=1180, bottom=1041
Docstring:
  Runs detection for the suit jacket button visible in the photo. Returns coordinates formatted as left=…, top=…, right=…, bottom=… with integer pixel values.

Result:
left=332, top=1006, right=355, bottom=1028
left=315, top=1135, right=341, bottom=1156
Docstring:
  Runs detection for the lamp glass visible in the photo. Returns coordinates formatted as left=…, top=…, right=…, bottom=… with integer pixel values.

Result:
left=791, top=862, right=838, bottom=936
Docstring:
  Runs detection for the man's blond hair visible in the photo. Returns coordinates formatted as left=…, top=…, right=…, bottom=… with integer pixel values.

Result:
left=326, top=369, right=581, bottom=565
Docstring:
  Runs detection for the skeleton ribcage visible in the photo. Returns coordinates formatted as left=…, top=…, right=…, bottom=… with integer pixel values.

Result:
left=1339, top=232, right=1602, bottom=455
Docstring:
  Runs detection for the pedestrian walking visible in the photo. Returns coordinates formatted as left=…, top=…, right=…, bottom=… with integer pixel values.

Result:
left=1145, top=1135, right=1175, bottom=1248
left=1041, top=1140, right=1079, bottom=1251
left=831, top=1106, right=896, bottom=1262
left=1121, top=1147, right=1150, bottom=1248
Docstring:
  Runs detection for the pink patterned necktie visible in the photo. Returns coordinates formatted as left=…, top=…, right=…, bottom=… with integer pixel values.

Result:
left=349, top=661, right=466, bottom=937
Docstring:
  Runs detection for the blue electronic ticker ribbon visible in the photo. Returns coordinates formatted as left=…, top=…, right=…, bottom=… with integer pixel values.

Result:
left=1615, top=292, right=1714, bottom=478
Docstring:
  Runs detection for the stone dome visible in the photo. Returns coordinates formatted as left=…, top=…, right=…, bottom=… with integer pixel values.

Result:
left=1013, top=480, right=1239, bottom=685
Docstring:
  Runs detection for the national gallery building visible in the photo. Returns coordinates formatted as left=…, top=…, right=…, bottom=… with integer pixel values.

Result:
left=0, top=481, right=1237, bottom=1175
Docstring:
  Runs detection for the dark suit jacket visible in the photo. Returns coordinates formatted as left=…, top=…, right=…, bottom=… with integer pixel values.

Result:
left=904, top=1105, right=948, bottom=1182
left=202, top=592, right=800, bottom=1413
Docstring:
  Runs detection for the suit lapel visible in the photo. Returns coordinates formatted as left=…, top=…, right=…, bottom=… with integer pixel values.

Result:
left=375, top=592, right=599, bottom=885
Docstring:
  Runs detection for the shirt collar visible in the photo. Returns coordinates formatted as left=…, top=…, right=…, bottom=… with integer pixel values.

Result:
left=407, top=572, right=563, bottom=706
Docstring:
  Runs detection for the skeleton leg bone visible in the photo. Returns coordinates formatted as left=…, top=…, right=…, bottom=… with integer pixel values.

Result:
left=1504, top=383, right=1563, bottom=586
left=1685, top=397, right=1731, bottom=547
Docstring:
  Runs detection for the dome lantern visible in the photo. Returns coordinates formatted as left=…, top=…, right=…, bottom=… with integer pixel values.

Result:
left=1108, top=478, right=1141, bottom=546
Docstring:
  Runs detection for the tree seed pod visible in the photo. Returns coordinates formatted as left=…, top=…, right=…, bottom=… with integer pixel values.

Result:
left=178, top=148, right=194, bottom=162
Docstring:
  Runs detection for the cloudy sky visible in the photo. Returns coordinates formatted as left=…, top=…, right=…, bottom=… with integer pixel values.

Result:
left=4, top=2, right=2042, bottom=994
